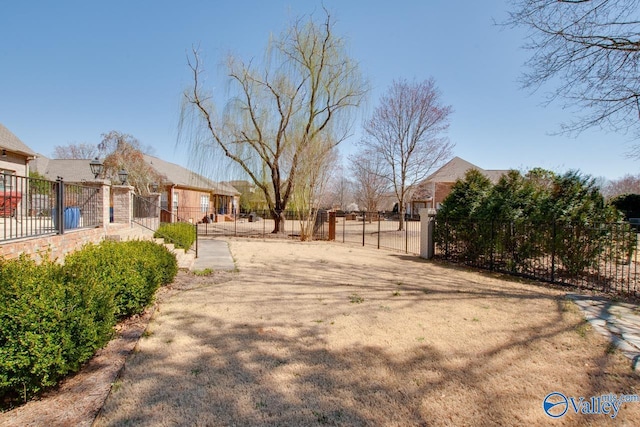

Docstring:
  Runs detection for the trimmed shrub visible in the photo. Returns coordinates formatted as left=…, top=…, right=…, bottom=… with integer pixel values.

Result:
left=0, top=239, right=177, bottom=406
left=64, top=240, right=177, bottom=319
left=0, top=255, right=115, bottom=404
left=154, top=222, right=196, bottom=250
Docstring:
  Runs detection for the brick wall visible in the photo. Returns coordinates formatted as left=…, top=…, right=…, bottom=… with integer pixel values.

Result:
left=0, top=224, right=130, bottom=263
left=0, top=184, right=154, bottom=263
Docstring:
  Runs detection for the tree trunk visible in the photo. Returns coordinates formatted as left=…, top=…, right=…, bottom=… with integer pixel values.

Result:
left=271, top=209, right=286, bottom=234
left=398, top=206, right=405, bottom=231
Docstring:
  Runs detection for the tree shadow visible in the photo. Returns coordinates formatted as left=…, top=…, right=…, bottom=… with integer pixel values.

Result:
left=94, top=241, right=640, bottom=426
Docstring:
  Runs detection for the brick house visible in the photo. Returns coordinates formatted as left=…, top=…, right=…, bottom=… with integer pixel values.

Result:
left=411, top=157, right=508, bottom=213
left=31, top=153, right=240, bottom=224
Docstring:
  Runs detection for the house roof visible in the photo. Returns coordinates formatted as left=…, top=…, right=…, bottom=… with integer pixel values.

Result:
left=144, top=154, right=239, bottom=196
left=423, top=156, right=508, bottom=184
left=31, top=153, right=240, bottom=196
left=30, top=156, right=97, bottom=182
left=0, top=123, right=36, bottom=157
left=412, top=156, right=510, bottom=200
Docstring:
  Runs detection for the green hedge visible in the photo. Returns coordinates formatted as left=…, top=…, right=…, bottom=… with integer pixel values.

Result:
left=65, top=240, right=177, bottom=318
left=0, top=239, right=177, bottom=406
left=154, top=222, right=196, bottom=250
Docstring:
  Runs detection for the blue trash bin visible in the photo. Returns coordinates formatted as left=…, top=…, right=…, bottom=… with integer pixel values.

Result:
left=52, top=207, right=80, bottom=229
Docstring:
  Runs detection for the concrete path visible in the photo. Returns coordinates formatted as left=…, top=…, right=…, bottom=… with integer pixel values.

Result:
left=567, top=293, right=640, bottom=370
left=190, top=238, right=236, bottom=271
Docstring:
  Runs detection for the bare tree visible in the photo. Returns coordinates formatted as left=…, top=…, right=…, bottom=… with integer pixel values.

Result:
left=349, top=149, right=389, bottom=215
left=291, top=143, right=338, bottom=240
left=98, top=131, right=163, bottom=195
left=180, top=10, right=367, bottom=233
left=52, top=143, right=98, bottom=159
left=320, top=161, right=354, bottom=210
left=360, top=78, right=453, bottom=230
left=602, top=173, right=640, bottom=198
left=507, top=0, right=640, bottom=142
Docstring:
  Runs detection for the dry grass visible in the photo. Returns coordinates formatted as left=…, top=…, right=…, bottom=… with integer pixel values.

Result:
left=94, top=239, right=639, bottom=426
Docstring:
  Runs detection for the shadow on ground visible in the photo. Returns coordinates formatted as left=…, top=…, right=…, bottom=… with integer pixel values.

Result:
left=94, top=240, right=640, bottom=426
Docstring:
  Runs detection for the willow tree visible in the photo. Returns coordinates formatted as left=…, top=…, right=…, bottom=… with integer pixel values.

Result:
left=180, top=11, right=367, bottom=233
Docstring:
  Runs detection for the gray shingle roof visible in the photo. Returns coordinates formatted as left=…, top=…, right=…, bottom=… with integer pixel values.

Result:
left=30, top=156, right=96, bottom=182
left=30, top=152, right=240, bottom=196
left=143, top=154, right=239, bottom=196
left=0, top=123, right=36, bottom=156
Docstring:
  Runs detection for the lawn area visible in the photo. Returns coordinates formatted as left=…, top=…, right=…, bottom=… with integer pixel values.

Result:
left=95, top=238, right=639, bottom=426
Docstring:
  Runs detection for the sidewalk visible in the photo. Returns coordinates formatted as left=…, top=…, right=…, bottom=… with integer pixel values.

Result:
left=190, top=238, right=236, bottom=271
left=567, top=293, right=640, bottom=370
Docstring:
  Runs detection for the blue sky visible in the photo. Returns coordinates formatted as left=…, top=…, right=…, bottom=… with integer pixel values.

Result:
left=0, top=0, right=637, bottom=181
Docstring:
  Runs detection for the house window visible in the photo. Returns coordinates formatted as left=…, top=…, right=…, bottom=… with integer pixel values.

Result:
left=160, top=191, right=168, bottom=210
left=173, top=192, right=179, bottom=215
left=0, top=170, right=16, bottom=191
left=200, top=195, right=209, bottom=213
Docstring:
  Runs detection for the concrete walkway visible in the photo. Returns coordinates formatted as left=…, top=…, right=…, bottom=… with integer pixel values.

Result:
left=567, top=294, right=640, bottom=370
left=190, top=238, right=236, bottom=271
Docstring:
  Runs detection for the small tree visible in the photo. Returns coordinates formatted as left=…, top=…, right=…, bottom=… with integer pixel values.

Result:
left=98, top=131, right=163, bottom=195
left=52, top=143, right=98, bottom=159
left=349, top=149, right=389, bottom=215
left=360, top=78, right=453, bottom=230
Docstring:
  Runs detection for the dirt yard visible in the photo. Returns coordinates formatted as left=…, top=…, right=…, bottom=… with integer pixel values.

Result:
left=89, top=238, right=638, bottom=426
left=2, top=238, right=638, bottom=426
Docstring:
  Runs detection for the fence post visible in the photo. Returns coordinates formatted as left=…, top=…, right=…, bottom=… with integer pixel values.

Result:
left=420, top=208, right=436, bottom=259
left=56, top=177, right=64, bottom=234
left=377, top=212, right=381, bottom=249
left=551, top=221, right=556, bottom=282
left=405, top=215, right=409, bottom=254
left=362, top=211, right=366, bottom=246
left=329, top=211, right=336, bottom=241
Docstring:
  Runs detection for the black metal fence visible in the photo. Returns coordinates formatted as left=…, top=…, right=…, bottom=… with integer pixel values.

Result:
left=1, top=173, right=101, bottom=242
left=434, top=219, right=639, bottom=296
left=131, top=194, right=198, bottom=257
left=337, top=212, right=421, bottom=255
left=196, top=209, right=421, bottom=254
left=197, top=209, right=329, bottom=240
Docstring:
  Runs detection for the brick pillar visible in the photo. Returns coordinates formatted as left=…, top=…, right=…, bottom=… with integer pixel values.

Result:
left=82, top=180, right=111, bottom=230
left=112, top=185, right=134, bottom=225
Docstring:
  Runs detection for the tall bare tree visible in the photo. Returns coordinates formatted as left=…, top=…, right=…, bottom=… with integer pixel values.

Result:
left=507, top=0, right=640, bottom=142
left=52, top=143, right=98, bottom=159
left=349, top=149, right=389, bottom=214
left=360, top=78, right=453, bottom=230
left=180, top=10, right=367, bottom=233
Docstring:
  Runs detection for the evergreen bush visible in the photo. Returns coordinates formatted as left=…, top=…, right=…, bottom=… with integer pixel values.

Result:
left=154, top=222, right=196, bottom=250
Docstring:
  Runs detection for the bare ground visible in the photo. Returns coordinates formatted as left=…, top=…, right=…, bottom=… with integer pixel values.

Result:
left=94, top=239, right=639, bottom=426
left=3, top=238, right=639, bottom=426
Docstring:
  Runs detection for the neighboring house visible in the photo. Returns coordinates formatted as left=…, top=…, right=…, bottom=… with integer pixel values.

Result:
left=30, top=156, right=97, bottom=182
left=0, top=124, right=37, bottom=217
left=0, top=123, right=37, bottom=184
left=411, top=157, right=509, bottom=213
left=32, top=153, right=240, bottom=224
left=226, top=180, right=269, bottom=212
left=143, top=154, right=240, bottom=223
